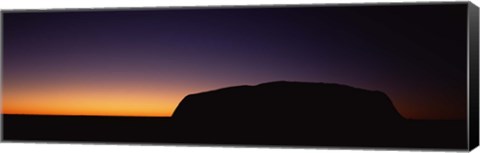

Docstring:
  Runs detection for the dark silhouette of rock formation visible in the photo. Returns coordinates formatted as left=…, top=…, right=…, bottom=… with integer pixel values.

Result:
left=174, top=81, right=403, bottom=122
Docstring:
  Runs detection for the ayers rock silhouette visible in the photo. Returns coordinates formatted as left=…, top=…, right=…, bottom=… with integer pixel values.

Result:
left=174, top=81, right=403, bottom=121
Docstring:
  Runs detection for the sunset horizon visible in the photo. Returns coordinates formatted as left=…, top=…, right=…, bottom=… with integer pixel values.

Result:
left=2, top=80, right=467, bottom=120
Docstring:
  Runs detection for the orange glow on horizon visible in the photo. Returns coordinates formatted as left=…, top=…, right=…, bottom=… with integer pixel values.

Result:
left=2, top=79, right=467, bottom=119
left=2, top=80, right=199, bottom=117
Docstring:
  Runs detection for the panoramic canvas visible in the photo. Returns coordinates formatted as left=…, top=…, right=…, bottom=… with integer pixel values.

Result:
left=2, top=2, right=479, bottom=151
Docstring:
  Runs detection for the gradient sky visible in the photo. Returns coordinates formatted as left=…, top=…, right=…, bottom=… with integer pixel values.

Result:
left=3, top=4, right=468, bottom=119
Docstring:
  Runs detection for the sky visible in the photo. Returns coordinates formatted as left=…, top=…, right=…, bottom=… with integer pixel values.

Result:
left=2, top=4, right=468, bottom=119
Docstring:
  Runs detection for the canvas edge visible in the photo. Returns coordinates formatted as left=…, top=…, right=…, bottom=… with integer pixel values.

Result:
left=0, top=1, right=470, bottom=14
left=0, top=9, right=4, bottom=143
left=468, top=1, right=479, bottom=151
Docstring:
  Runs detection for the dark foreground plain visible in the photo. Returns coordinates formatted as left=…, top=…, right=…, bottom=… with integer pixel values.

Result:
left=3, top=114, right=467, bottom=149
left=3, top=81, right=467, bottom=150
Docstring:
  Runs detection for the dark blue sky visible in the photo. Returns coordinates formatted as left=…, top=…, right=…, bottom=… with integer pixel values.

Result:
left=3, top=4, right=468, bottom=119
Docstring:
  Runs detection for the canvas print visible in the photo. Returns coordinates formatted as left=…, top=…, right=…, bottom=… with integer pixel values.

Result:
left=1, top=2, right=479, bottom=151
